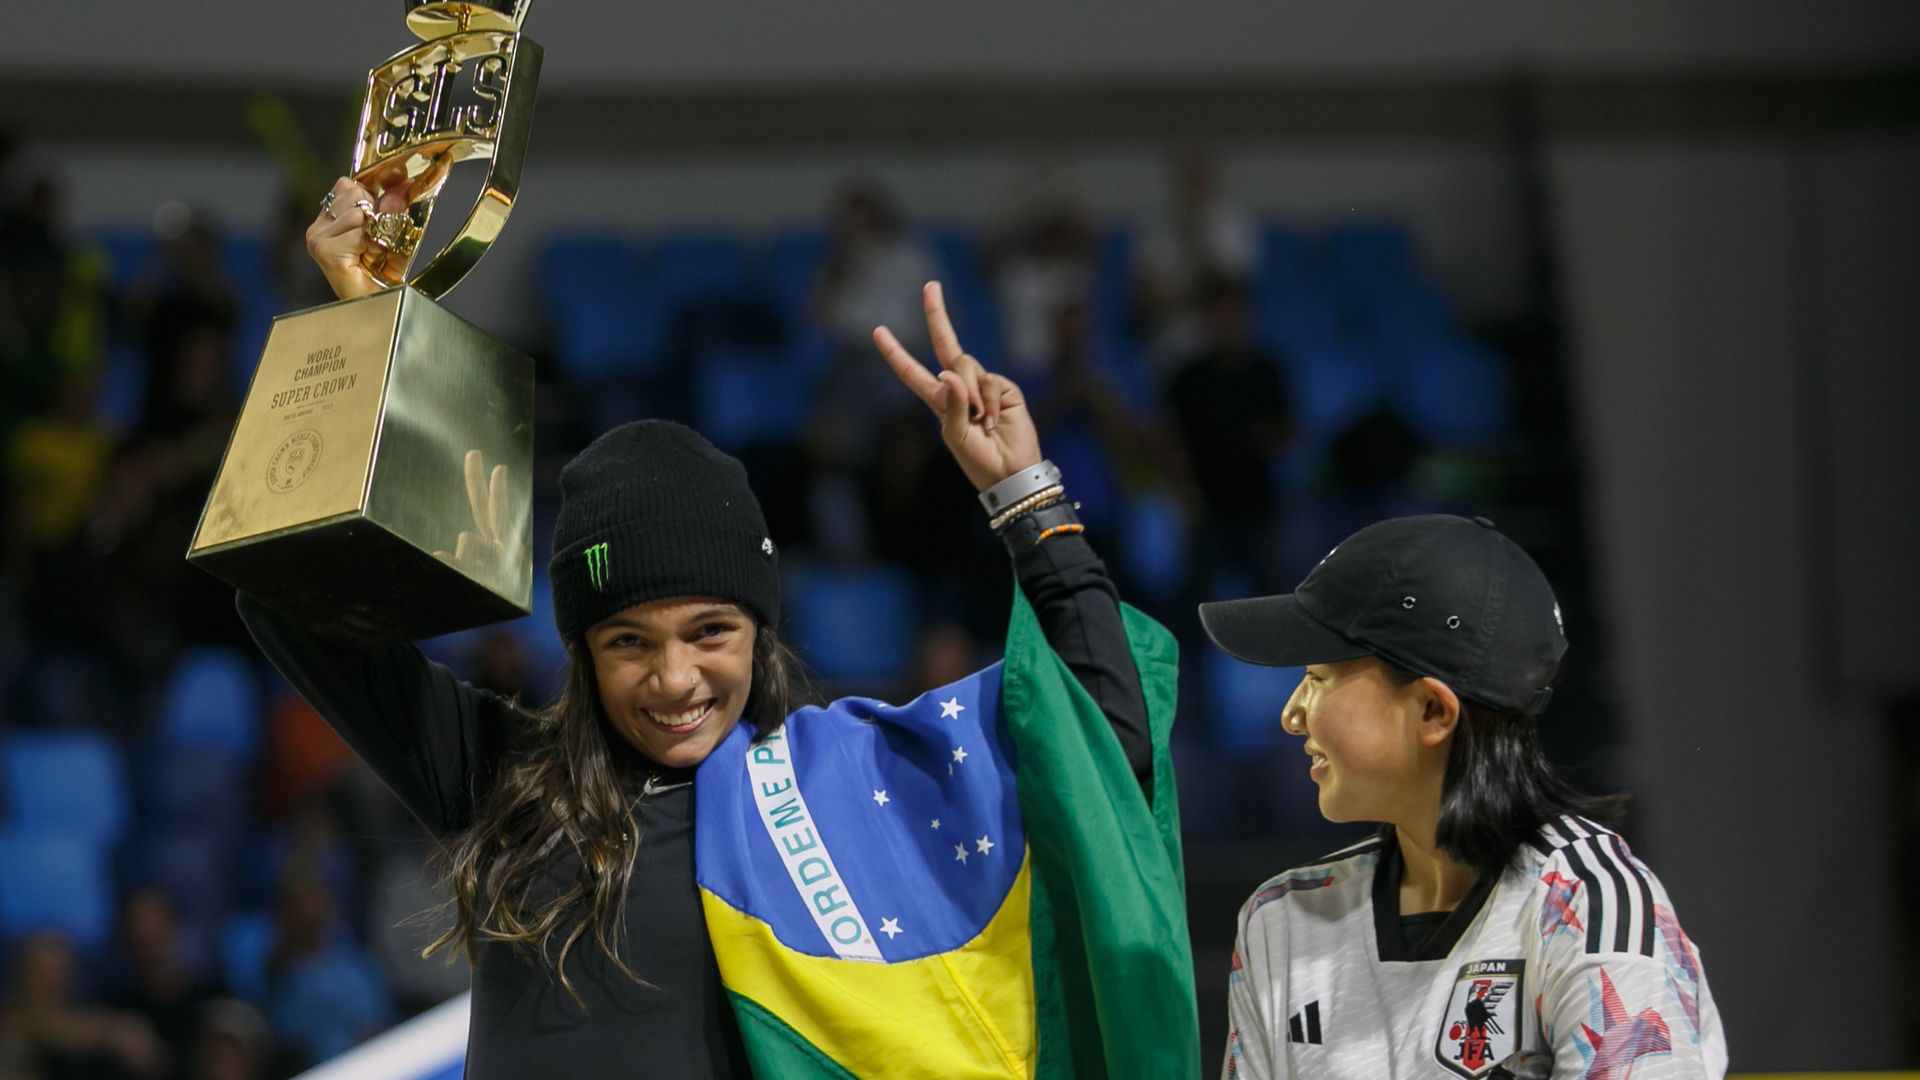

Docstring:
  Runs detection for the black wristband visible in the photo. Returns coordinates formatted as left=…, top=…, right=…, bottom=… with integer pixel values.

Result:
left=997, top=499, right=1083, bottom=555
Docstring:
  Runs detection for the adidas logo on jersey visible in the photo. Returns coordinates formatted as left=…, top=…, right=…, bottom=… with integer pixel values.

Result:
left=1286, top=1000, right=1324, bottom=1045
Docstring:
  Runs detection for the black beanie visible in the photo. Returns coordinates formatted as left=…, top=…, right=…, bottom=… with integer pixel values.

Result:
left=549, top=421, right=779, bottom=640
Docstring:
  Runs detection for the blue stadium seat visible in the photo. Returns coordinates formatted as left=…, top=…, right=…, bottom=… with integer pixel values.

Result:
left=766, top=228, right=829, bottom=324
left=1, top=730, right=131, bottom=846
left=95, top=339, right=149, bottom=434
left=158, top=647, right=263, bottom=760
left=0, top=827, right=115, bottom=948
left=1280, top=337, right=1391, bottom=444
left=1391, top=335, right=1514, bottom=449
left=143, top=747, right=247, bottom=830
left=1203, top=650, right=1302, bottom=753
left=222, top=235, right=280, bottom=397
left=652, top=232, right=752, bottom=307
left=785, top=564, right=919, bottom=686
left=925, top=226, right=987, bottom=289
left=1120, top=491, right=1189, bottom=603
left=132, top=827, right=233, bottom=955
left=1093, top=222, right=1136, bottom=345
left=1259, top=222, right=1309, bottom=288
left=1256, top=282, right=1341, bottom=354
left=695, top=346, right=815, bottom=452
left=220, top=909, right=277, bottom=1002
left=538, top=235, right=662, bottom=379
left=1321, top=221, right=1416, bottom=289
left=90, top=228, right=155, bottom=291
left=1355, top=280, right=1455, bottom=343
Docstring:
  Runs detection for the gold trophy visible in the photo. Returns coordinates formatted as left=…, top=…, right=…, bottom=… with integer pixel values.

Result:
left=188, top=0, right=542, bottom=639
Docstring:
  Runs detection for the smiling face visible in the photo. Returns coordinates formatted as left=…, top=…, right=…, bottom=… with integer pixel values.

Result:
left=585, top=596, right=757, bottom=769
left=1282, top=657, right=1454, bottom=826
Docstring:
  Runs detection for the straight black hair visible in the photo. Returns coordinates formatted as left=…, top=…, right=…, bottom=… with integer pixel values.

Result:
left=1385, top=664, right=1626, bottom=879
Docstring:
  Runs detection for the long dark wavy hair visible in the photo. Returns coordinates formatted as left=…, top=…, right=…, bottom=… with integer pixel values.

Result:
left=423, top=622, right=815, bottom=1005
left=1386, top=664, right=1627, bottom=879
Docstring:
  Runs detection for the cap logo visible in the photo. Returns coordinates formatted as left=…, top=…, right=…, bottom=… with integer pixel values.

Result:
left=584, top=542, right=611, bottom=592
left=761, top=537, right=775, bottom=557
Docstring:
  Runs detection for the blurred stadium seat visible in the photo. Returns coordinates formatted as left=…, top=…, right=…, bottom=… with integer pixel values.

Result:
left=695, top=346, right=817, bottom=452
left=1202, top=649, right=1301, bottom=753
left=0, top=827, right=115, bottom=948
left=765, top=227, right=829, bottom=318
left=785, top=563, right=918, bottom=686
left=1120, top=491, right=1190, bottom=603
left=220, top=908, right=277, bottom=1002
left=652, top=231, right=753, bottom=308
left=538, top=235, right=663, bottom=379
left=1321, top=220, right=1417, bottom=289
left=1, top=729, right=131, bottom=846
left=158, top=646, right=264, bottom=760
left=1391, top=335, right=1514, bottom=449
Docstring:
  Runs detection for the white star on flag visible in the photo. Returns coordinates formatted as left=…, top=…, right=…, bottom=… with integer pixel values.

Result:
left=872, top=789, right=889, bottom=807
left=976, top=835, right=995, bottom=856
left=930, top=819, right=941, bottom=830
left=940, top=697, right=965, bottom=719
left=954, top=844, right=970, bottom=864
left=879, top=917, right=902, bottom=939
left=951, top=746, right=969, bottom=765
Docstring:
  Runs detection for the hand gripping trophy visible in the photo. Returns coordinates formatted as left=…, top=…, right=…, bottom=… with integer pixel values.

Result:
left=188, top=1, right=543, bottom=639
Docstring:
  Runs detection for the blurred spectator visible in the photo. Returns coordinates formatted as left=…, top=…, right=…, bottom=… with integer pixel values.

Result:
left=989, top=191, right=1095, bottom=377
left=4, top=370, right=111, bottom=648
left=1026, top=300, right=1170, bottom=549
left=1134, top=151, right=1258, bottom=374
left=91, top=213, right=245, bottom=667
left=181, top=1000, right=270, bottom=1080
left=809, top=182, right=939, bottom=472
left=1164, top=276, right=1295, bottom=600
left=262, top=866, right=391, bottom=1068
left=908, top=622, right=982, bottom=698
left=465, top=629, right=531, bottom=701
left=0, top=932, right=165, bottom=1080
left=363, top=835, right=471, bottom=1017
left=109, top=891, right=224, bottom=1080
left=813, top=182, right=937, bottom=355
left=0, top=166, right=110, bottom=422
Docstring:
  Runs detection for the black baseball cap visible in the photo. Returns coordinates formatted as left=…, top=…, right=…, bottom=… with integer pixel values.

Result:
left=1198, top=515, right=1566, bottom=716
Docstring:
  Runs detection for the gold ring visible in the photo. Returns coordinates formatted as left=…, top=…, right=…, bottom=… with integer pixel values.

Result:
left=366, top=211, right=422, bottom=259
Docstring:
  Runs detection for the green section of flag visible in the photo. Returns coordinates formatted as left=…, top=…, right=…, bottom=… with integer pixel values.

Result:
left=726, top=990, right=860, bottom=1080
left=1002, top=586, right=1200, bottom=1080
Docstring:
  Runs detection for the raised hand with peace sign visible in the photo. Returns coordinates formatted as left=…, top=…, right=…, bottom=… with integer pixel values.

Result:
left=871, top=281, right=1043, bottom=493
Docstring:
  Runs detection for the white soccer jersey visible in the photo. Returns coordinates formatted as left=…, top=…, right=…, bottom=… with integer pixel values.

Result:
left=1223, top=816, right=1726, bottom=1079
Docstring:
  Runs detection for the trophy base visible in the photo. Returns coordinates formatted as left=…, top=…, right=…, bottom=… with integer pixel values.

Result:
left=187, top=287, right=534, bottom=641
left=192, top=515, right=527, bottom=640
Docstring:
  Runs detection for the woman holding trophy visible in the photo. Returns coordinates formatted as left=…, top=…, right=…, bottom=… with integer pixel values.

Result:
left=231, top=178, right=1197, bottom=1078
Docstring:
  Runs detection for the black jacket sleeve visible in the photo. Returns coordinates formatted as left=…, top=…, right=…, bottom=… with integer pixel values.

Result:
left=1007, top=533, right=1154, bottom=794
left=235, top=592, right=527, bottom=836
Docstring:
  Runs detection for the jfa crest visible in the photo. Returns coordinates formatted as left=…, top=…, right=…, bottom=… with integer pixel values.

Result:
left=1434, top=959, right=1525, bottom=1078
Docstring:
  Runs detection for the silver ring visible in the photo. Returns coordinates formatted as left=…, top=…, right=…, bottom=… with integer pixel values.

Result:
left=352, top=198, right=374, bottom=215
left=319, top=191, right=338, bottom=221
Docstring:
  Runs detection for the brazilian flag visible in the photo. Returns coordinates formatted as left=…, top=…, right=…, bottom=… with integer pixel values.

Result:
left=694, top=588, right=1198, bottom=1078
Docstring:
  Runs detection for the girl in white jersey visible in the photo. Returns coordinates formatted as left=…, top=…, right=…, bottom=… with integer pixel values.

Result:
left=1200, top=514, right=1726, bottom=1079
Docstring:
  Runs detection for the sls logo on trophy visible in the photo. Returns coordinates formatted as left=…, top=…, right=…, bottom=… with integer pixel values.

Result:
left=187, top=1, right=542, bottom=640
left=351, top=0, right=541, bottom=292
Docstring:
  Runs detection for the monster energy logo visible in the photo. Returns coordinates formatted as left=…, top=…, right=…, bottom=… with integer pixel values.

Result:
left=584, top=542, right=610, bottom=591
